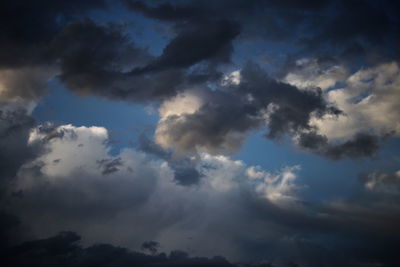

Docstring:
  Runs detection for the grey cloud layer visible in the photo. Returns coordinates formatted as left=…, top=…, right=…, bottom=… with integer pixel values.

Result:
left=155, top=63, right=383, bottom=159
left=0, top=0, right=397, bottom=160
left=1, top=1, right=400, bottom=266
left=2, top=124, right=399, bottom=266
left=128, top=0, right=399, bottom=61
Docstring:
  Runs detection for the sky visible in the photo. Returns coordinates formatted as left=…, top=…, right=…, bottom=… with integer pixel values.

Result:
left=1, top=1, right=400, bottom=266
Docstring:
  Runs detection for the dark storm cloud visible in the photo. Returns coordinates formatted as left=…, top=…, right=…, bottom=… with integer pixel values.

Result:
left=125, top=0, right=329, bottom=22
left=0, top=108, right=36, bottom=186
left=0, top=110, right=50, bottom=251
left=1, top=1, right=399, bottom=266
left=3, top=231, right=237, bottom=267
left=0, top=0, right=187, bottom=103
left=298, top=131, right=381, bottom=160
left=131, top=20, right=240, bottom=74
left=0, top=0, right=238, bottom=104
left=0, top=0, right=397, bottom=104
left=238, top=63, right=341, bottom=139
left=53, top=19, right=172, bottom=101
left=156, top=62, right=342, bottom=156
left=124, top=0, right=203, bottom=22
left=156, top=90, right=261, bottom=154
left=0, top=0, right=105, bottom=69
left=309, top=0, right=399, bottom=46
left=128, top=0, right=399, bottom=63
left=0, top=0, right=107, bottom=103
left=53, top=19, right=230, bottom=102
left=323, top=133, right=380, bottom=160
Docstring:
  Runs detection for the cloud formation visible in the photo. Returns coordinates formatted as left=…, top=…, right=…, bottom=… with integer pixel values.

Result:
left=1, top=1, right=400, bottom=266
left=309, top=62, right=400, bottom=140
left=154, top=63, right=361, bottom=158
left=1, top=123, right=398, bottom=266
left=131, top=19, right=240, bottom=74
left=0, top=106, right=38, bottom=194
left=0, top=0, right=397, bottom=160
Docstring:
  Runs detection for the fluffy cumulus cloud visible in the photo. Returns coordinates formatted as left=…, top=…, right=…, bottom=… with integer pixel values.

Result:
left=0, top=66, right=55, bottom=106
left=154, top=89, right=251, bottom=155
left=310, top=62, right=400, bottom=140
left=0, top=123, right=397, bottom=266
left=152, top=59, right=400, bottom=160
left=283, top=58, right=349, bottom=91
left=281, top=60, right=400, bottom=159
left=8, top=124, right=302, bottom=258
left=154, top=63, right=341, bottom=156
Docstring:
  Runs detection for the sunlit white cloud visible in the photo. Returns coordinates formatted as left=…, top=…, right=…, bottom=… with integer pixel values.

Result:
left=284, top=58, right=348, bottom=91
left=0, top=66, right=56, bottom=113
left=222, top=70, right=241, bottom=86
left=311, top=62, right=400, bottom=140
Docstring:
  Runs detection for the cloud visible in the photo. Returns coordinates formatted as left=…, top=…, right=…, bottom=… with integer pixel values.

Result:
left=283, top=58, right=349, bottom=91
left=0, top=0, right=106, bottom=69
left=97, top=157, right=124, bottom=175
left=6, top=123, right=304, bottom=261
left=0, top=106, right=39, bottom=193
left=296, top=131, right=381, bottom=160
left=0, top=1, right=108, bottom=106
left=52, top=18, right=231, bottom=103
left=1, top=123, right=399, bottom=265
left=1, top=0, right=398, bottom=106
left=123, top=0, right=204, bottom=22
left=0, top=1, right=233, bottom=105
left=155, top=89, right=258, bottom=155
left=131, top=19, right=240, bottom=74
left=53, top=19, right=183, bottom=102
left=306, top=0, right=399, bottom=53
left=154, top=62, right=385, bottom=160
left=1, top=2, right=399, bottom=266
left=246, top=165, right=302, bottom=206
left=138, top=134, right=202, bottom=186
left=0, top=66, right=55, bottom=105
left=359, top=170, right=400, bottom=196
left=238, top=63, right=341, bottom=139
left=154, top=63, right=340, bottom=156
left=126, top=0, right=399, bottom=63
left=310, top=62, right=400, bottom=140
left=0, top=2, right=189, bottom=104
left=280, top=60, right=400, bottom=159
